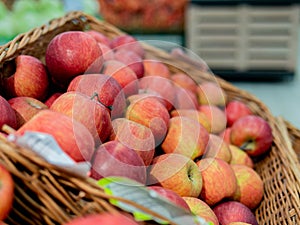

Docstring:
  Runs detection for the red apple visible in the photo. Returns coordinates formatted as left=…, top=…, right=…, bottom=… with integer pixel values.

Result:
left=0, top=95, right=17, bottom=130
left=8, top=96, right=48, bottom=128
left=44, top=92, right=63, bottom=108
left=197, top=81, right=227, bottom=107
left=50, top=91, right=112, bottom=145
left=148, top=186, right=191, bottom=211
left=0, top=164, right=14, bottom=221
left=228, top=145, right=254, bottom=168
left=173, top=87, right=199, bottom=110
left=143, top=59, right=171, bottom=79
left=148, top=153, right=203, bottom=197
left=3, top=55, right=49, bottom=100
left=161, top=116, right=209, bottom=160
left=90, top=140, right=146, bottom=184
left=45, top=31, right=103, bottom=87
left=67, top=74, right=126, bottom=119
left=110, top=118, right=155, bottom=166
left=171, top=72, right=198, bottom=93
left=16, top=110, right=95, bottom=162
left=230, top=115, right=273, bottom=157
left=225, top=100, right=253, bottom=127
left=85, top=30, right=111, bottom=46
left=98, top=43, right=115, bottom=61
left=213, top=201, right=259, bottom=225
left=102, top=60, right=139, bottom=97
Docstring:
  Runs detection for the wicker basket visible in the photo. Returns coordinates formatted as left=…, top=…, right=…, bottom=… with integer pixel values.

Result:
left=0, top=11, right=300, bottom=225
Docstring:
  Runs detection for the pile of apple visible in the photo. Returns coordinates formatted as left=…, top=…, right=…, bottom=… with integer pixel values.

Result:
left=0, top=29, right=274, bottom=225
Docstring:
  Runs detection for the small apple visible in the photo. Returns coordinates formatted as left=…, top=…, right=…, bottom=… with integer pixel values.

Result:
left=148, top=153, right=203, bottom=197
left=8, top=96, right=48, bottom=128
left=161, top=116, right=209, bottom=160
left=0, top=164, right=14, bottom=221
left=0, top=95, right=17, bottom=130
left=44, top=92, right=63, bottom=108
left=85, top=30, right=111, bottom=46
left=213, top=201, right=259, bottom=225
left=228, top=145, right=254, bottom=168
left=182, top=197, right=219, bottom=225
left=16, top=110, right=95, bottom=162
left=171, top=72, right=198, bottom=93
left=143, top=59, right=170, bottom=79
left=3, top=55, right=49, bottom=100
left=45, top=31, right=103, bottom=87
left=225, top=100, right=253, bottom=127
left=197, top=81, right=227, bottom=107
left=90, top=140, right=146, bottom=184
left=230, top=115, right=273, bottom=157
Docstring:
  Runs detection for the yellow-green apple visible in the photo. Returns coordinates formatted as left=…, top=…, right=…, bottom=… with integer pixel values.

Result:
left=85, top=30, right=111, bottom=46
left=173, top=87, right=198, bottom=110
left=170, top=109, right=211, bottom=132
left=225, top=100, right=252, bottom=127
left=45, top=31, right=103, bottom=87
left=230, top=115, right=273, bottom=157
left=90, top=140, right=146, bottom=184
left=219, top=127, right=232, bottom=145
left=62, top=212, right=139, bottom=225
left=148, top=153, right=202, bottom=197
left=44, top=92, right=62, bottom=108
left=213, top=201, right=259, bottom=225
left=8, top=96, right=48, bottom=128
left=171, top=72, right=198, bottom=93
left=0, top=95, right=17, bottom=130
left=197, top=81, right=227, bottom=107
left=197, top=158, right=237, bottom=206
left=101, top=60, right=139, bottom=97
left=198, top=105, right=227, bottom=134
left=143, top=59, right=171, bottom=79
left=231, top=165, right=264, bottom=209
left=203, top=134, right=231, bottom=163
left=16, top=110, right=95, bottom=162
left=125, top=95, right=170, bottom=145
left=114, top=49, right=144, bottom=79
left=0, top=164, right=14, bottom=221
left=139, top=76, right=176, bottom=111
left=228, top=145, right=254, bottom=168
left=50, top=91, right=112, bottom=145
left=67, top=74, right=126, bottom=119
left=148, top=186, right=191, bottom=211
left=109, top=118, right=155, bottom=166
left=98, top=43, right=115, bottom=61
left=110, top=34, right=145, bottom=58
left=182, top=197, right=219, bottom=225
left=3, top=55, right=49, bottom=101
left=161, top=116, right=209, bottom=160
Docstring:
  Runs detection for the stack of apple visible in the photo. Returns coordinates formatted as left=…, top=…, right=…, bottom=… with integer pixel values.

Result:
left=0, top=29, right=274, bottom=225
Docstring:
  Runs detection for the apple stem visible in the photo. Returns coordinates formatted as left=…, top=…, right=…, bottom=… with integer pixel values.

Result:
left=90, top=92, right=113, bottom=111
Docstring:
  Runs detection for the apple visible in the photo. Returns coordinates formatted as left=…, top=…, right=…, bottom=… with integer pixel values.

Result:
left=109, top=118, right=155, bottom=166
left=213, top=201, right=259, bottom=225
left=225, top=100, right=253, bottom=127
left=45, top=31, right=103, bottom=87
left=62, top=212, right=139, bottom=225
left=228, top=222, right=252, bottom=225
left=228, top=145, right=254, bottom=168
left=231, top=165, right=264, bottom=209
left=98, top=43, right=115, bottom=61
left=0, top=164, right=14, bottom=221
left=114, top=49, right=144, bottom=79
left=127, top=93, right=166, bottom=108
left=139, top=76, right=176, bottom=111
left=171, top=72, right=198, bottom=93
left=161, top=116, right=209, bottom=160
left=44, top=92, right=63, bottom=108
left=67, top=74, right=126, bottom=119
left=182, top=197, right=219, bottom=225
left=148, top=153, right=203, bottom=197
left=85, top=30, right=111, bottom=46
left=170, top=109, right=211, bottom=132
left=197, top=158, right=237, bottom=206
left=90, top=140, right=146, bottom=184
left=219, top=127, right=232, bottom=145
left=3, top=55, right=49, bottom=101
left=143, top=59, right=170, bottom=79
left=8, top=96, right=48, bottom=128
left=197, top=81, right=227, bottom=107
left=148, top=186, right=190, bottom=211
left=50, top=91, right=112, bottom=145
left=125, top=95, right=170, bottom=145
left=0, top=95, right=17, bottom=130
left=173, top=87, right=199, bottom=110
left=110, top=34, right=145, bottom=58
left=230, top=115, right=273, bottom=157
left=16, top=110, right=95, bottom=162
left=203, top=134, right=232, bottom=163
left=198, top=105, right=227, bottom=134
left=101, top=60, right=139, bottom=97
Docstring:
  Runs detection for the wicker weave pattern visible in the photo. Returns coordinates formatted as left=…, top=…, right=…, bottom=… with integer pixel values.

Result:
left=0, top=11, right=300, bottom=225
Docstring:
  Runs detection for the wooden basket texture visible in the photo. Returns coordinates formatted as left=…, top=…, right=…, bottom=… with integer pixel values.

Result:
left=0, top=11, right=300, bottom=225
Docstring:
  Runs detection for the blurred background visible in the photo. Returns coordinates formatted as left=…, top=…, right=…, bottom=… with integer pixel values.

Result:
left=0, top=0, right=299, bottom=128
